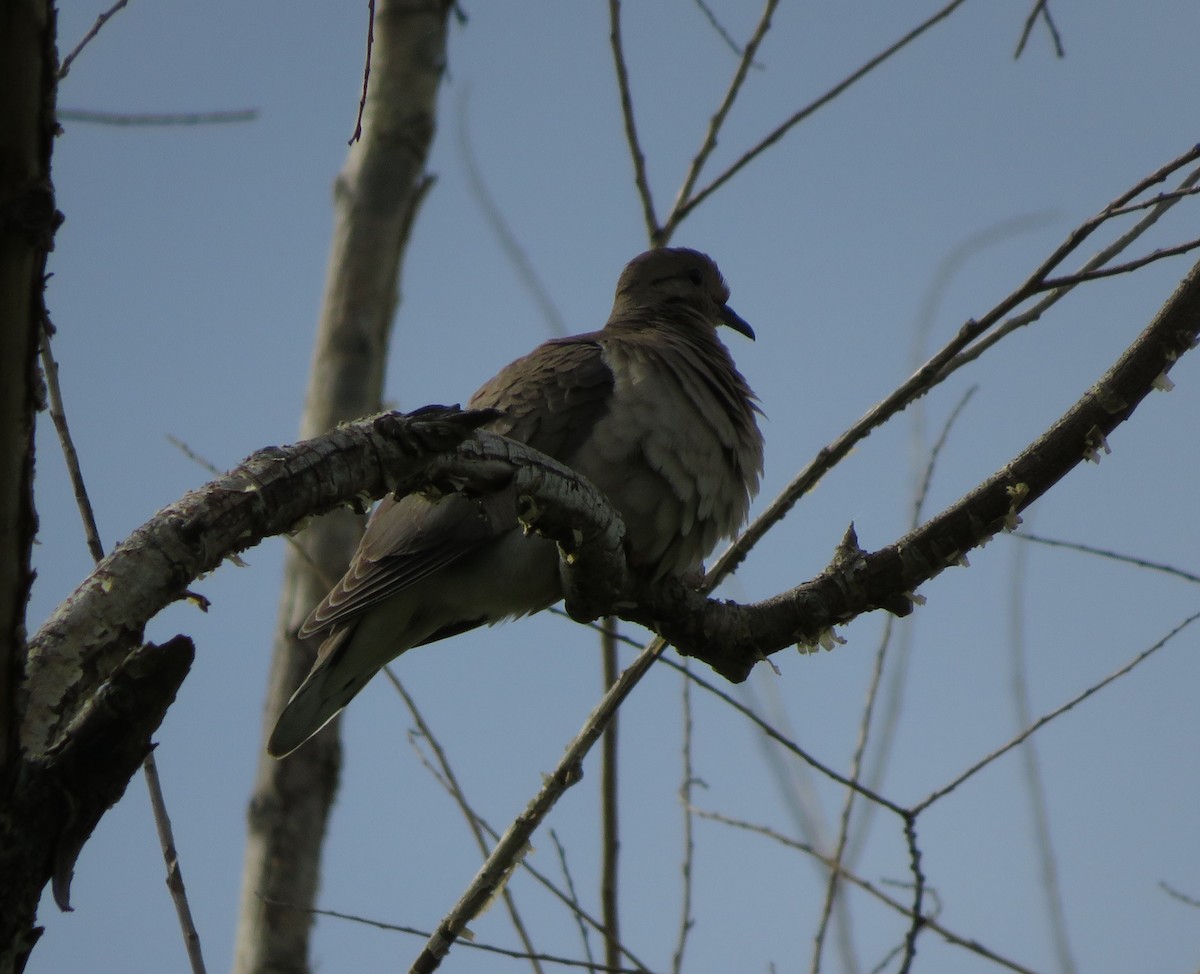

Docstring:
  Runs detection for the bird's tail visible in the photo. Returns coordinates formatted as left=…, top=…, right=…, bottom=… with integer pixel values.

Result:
left=267, top=627, right=379, bottom=758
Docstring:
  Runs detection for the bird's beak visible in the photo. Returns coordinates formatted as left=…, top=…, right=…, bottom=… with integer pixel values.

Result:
left=720, top=304, right=755, bottom=341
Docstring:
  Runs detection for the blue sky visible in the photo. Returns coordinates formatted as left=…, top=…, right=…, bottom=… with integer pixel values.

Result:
left=29, top=2, right=1200, bottom=972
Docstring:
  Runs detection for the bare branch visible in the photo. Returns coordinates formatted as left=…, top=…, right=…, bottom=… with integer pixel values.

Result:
left=57, top=108, right=258, bottom=126
left=306, top=905, right=654, bottom=973
left=455, top=88, right=567, bottom=336
left=384, top=669, right=546, bottom=974
left=607, top=0, right=659, bottom=242
left=947, top=161, right=1200, bottom=372
left=1037, top=237, right=1200, bottom=289
left=600, top=620, right=622, bottom=974
left=143, top=756, right=208, bottom=974
left=349, top=0, right=376, bottom=144
left=660, top=657, right=907, bottom=816
left=1014, top=0, right=1065, bottom=59
left=674, top=0, right=972, bottom=225
left=550, top=830, right=598, bottom=970
left=57, top=0, right=131, bottom=80
left=912, top=611, right=1200, bottom=814
left=669, top=665, right=696, bottom=974
left=898, top=816, right=925, bottom=973
left=405, top=728, right=646, bottom=974
left=22, top=406, right=495, bottom=756
left=662, top=0, right=779, bottom=241
left=1159, top=882, right=1200, bottom=910
left=410, top=639, right=669, bottom=973
left=10, top=637, right=193, bottom=922
left=39, top=320, right=208, bottom=969
left=708, top=146, right=1200, bottom=584
left=638, top=256, right=1200, bottom=678
left=695, top=810, right=1039, bottom=974
left=1006, top=517, right=1077, bottom=974
left=1014, top=532, right=1200, bottom=584
left=690, top=0, right=757, bottom=59
left=38, top=324, right=103, bottom=561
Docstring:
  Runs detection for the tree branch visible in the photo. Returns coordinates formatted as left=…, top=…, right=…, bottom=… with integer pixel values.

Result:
left=625, top=256, right=1200, bottom=680
left=24, top=254, right=1200, bottom=760
left=20, top=406, right=493, bottom=757
left=235, top=4, right=455, bottom=968
left=18, top=252, right=1196, bottom=972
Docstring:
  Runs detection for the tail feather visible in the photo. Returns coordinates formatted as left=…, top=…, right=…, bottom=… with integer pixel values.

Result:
left=267, top=628, right=378, bottom=758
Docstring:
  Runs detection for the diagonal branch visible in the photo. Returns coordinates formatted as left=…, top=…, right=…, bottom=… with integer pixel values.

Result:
left=628, top=255, right=1200, bottom=679
left=707, top=143, right=1200, bottom=586
left=20, top=252, right=1199, bottom=972
left=661, top=0, right=779, bottom=243
left=24, top=251, right=1200, bottom=756
left=21, top=406, right=495, bottom=756
left=607, top=0, right=659, bottom=241
left=673, top=0, right=973, bottom=226
left=407, top=256, right=1200, bottom=970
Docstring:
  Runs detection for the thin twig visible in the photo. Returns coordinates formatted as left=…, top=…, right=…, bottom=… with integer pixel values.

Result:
left=607, top=0, right=659, bottom=241
left=383, top=668, right=546, bottom=974
left=696, top=811, right=1038, bottom=974
left=1014, top=0, right=1065, bottom=59
left=165, top=434, right=223, bottom=477
left=39, top=322, right=207, bottom=972
left=406, top=764, right=653, bottom=974
left=674, top=0, right=973, bottom=226
left=912, top=612, right=1200, bottom=814
left=57, top=0, right=131, bottom=80
left=844, top=388, right=979, bottom=874
left=549, top=829, right=597, bottom=971
left=946, top=161, right=1200, bottom=372
left=1007, top=514, right=1078, bottom=973
left=600, top=618, right=622, bottom=974
left=58, top=109, right=258, bottom=126
left=898, top=815, right=925, bottom=974
left=670, top=662, right=697, bottom=974
left=143, top=756, right=208, bottom=974
left=455, top=88, right=568, bottom=336
left=657, top=657, right=908, bottom=818
left=1105, top=183, right=1200, bottom=219
left=810, top=615, right=881, bottom=973
left=1159, top=881, right=1200, bottom=910
left=404, top=727, right=650, bottom=970
left=663, top=0, right=780, bottom=241
left=410, top=639, right=668, bottom=973
left=311, top=905, right=654, bottom=973
left=1037, top=237, right=1200, bottom=289
left=706, top=144, right=1200, bottom=584
left=691, top=0, right=756, bottom=59
left=1014, top=533, right=1200, bottom=585
left=813, top=379, right=976, bottom=972
left=349, top=0, right=377, bottom=144
left=39, top=326, right=104, bottom=562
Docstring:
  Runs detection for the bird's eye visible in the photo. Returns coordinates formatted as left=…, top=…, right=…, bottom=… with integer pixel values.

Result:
left=686, top=267, right=704, bottom=286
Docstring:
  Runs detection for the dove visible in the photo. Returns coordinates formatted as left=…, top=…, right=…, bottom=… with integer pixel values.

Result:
left=268, top=248, right=764, bottom=756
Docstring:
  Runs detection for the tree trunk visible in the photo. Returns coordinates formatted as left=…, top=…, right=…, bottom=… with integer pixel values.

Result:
left=232, top=3, right=454, bottom=971
left=0, top=1, right=58, bottom=969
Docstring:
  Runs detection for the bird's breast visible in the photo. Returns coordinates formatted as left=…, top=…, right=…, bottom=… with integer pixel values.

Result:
left=568, top=338, right=761, bottom=578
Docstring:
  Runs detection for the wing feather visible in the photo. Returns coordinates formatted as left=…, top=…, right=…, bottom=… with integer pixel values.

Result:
left=301, top=336, right=616, bottom=637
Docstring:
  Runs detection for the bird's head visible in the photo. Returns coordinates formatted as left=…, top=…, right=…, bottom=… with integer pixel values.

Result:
left=610, top=247, right=755, bottom=340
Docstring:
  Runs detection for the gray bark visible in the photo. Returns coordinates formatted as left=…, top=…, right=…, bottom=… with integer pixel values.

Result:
left=232, top=3, right=455, bottom=971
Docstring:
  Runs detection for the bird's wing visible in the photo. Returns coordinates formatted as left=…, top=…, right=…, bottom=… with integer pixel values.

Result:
left=299, top=335, right=615, bottom=637
left=299, top=491, right=508, bottom=636
left=469, top=333, right=614, bottom=458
